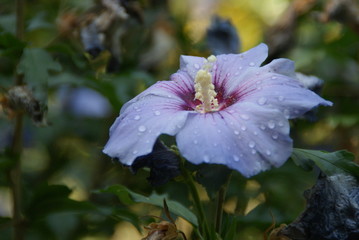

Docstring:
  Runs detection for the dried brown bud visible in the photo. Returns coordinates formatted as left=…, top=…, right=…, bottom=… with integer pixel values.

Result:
left=1, top=86, right=47, bottom=126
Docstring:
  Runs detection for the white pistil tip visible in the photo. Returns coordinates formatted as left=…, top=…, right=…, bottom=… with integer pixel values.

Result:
left=194, top=56, right=219, bottom=113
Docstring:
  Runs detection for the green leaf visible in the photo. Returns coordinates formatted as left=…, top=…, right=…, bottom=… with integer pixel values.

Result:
left=291, top=148, right=359, bottom=177
left=17, top=48, right=61, bottom=84
left=100, top=184, right=198, bottom=226
left=17, top=47, right=62, bottom=109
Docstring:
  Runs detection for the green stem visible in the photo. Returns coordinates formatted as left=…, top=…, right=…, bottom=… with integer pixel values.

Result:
left=215, top=172, right=231, bottom=234
left=180, top=158, right=211, bottom=239
left=9, top=1, right=26, bottom=240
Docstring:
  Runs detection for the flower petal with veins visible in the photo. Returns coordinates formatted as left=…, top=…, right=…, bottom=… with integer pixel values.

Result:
left=103, top=43, right=332, bottom=177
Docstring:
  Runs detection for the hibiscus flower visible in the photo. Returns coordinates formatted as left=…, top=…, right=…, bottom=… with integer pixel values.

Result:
left=103, top=43, right=332, bottom=177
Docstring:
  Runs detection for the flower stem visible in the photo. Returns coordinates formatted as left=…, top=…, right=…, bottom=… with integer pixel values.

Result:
left=179, top=158, right=211, bottom=239
left=8, top=0, right=26, bottom=239
left=215, top=172, right=231, bottom=234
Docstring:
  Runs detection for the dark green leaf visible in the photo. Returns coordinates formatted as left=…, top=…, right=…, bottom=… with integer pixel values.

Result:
left=16, top=47, right=62, bottom=109
left=291, top=149, right=359, bottom=177
left=100, top=184, right=198, bottom=226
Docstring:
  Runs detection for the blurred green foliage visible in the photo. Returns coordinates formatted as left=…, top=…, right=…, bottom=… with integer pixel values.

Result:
left=1, top=0, right=359, bottom=240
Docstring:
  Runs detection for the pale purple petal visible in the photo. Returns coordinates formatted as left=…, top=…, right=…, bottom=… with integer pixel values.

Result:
left=104, top=91, right=189, bottom=166
left=212, top=43, right=268, bottom=94
left=227, top=58, right=332, bottom=119
left=176, top=102, right=292, bottom=177
left=179, top=55, right=206, bottom=80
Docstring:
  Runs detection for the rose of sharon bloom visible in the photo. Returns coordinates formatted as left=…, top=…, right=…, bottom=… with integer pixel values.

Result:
left=103, top=44, right=332, bottom=177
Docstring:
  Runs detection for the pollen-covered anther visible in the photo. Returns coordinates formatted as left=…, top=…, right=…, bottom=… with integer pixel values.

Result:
left=194, top=55, right=219, bottom=113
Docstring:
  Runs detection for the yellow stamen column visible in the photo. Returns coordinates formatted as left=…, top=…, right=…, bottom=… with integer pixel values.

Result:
left=194, top=56, right=219, bottom=113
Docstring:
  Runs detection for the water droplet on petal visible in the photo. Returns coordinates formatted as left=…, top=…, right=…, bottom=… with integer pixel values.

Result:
left=234, top=71, right=239, bottom=76
left=251, top=149, right=256, bottom=155
left=267, top=121, right=275, bottom=129
left=132, top=150, right=138, bottom=154
left=138, top=125, right=146, bottom=132
left=278, top=121, right=284, bottom=127
left=266, top=150, right=272, bottom=156
left=233, top=155, right=240, bottom=162
left=226, top=73, right=230, bottom=77
left=203, top=155, right=210, bottom=163
left=257, top=97, right=267, bottom=105
left=145, top=140, right=150, bottom=143
left=234, top=130, right=240, bottom=135
left=249, top=62, right=255, bottom=67
left=241, top=125, right=247, bottom=131
left=271, top=76, right=277, bottom=80
left=283, top=109, right=290, bottom=119
left=260, top=124, right=266, bottom=130
left=240, top=114, right=249, bottom=120
left=239, top=66, right=243, bottom=70
left=154, top=111, right=161, bottom=116
left=272, top=133, right=279, bottom=140
left=194, top=63, right=200, bottom=69
left=248, top=141, right=256, bottom=148
left=253, top=131, right=258, bottom=136
left=134, top=115, right=141, bottom=120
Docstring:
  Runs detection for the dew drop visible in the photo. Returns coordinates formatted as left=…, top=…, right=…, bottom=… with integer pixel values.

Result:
left=271, top=76, right=277, bottom=80
left=283, top=109, right=290, bottom=119
left=260, top=124, right=266, bottom=130
left=145, top=140, right=150, bottom=143
left=233, top=155, right=240, bottom=162
left=267, top=121, right=275, bottom=129
left=253, top=131, right=258, bottom=136
left=278, top=121, right=284, bottom=127
left=240, top=114, right=249, bottom=120
left=226, top=73, right=231, bottom=77
left=257, top=97, right=267, bottom=105
left=241, top=125, right=247, bottom=131
left=266, top=150, right=272, bottom=156
left=138, top=125, right=147, bottom=132
left=234, top=130, right=240, bottom=135
left=272, top=133, right=279, bottom=140
left=249, top=62, right=255, bottom=67
left=203, top=155, right=210, bottom=163
left=251, top=149, right=256, bottom=155
left=132, top=150, right=138, bottom=154
left=239, top=66, right=243, bottom=70
left=154, top=111, right=161, bottom=116
left=194, top=63, right=200, bottom=69
left=278, top=96, right=284, bottom=101
left=248, top=141, right=256, bottom=148
left=234, top=71, right=239, bottom=76
left=134, top=115, right=141, bottom=120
